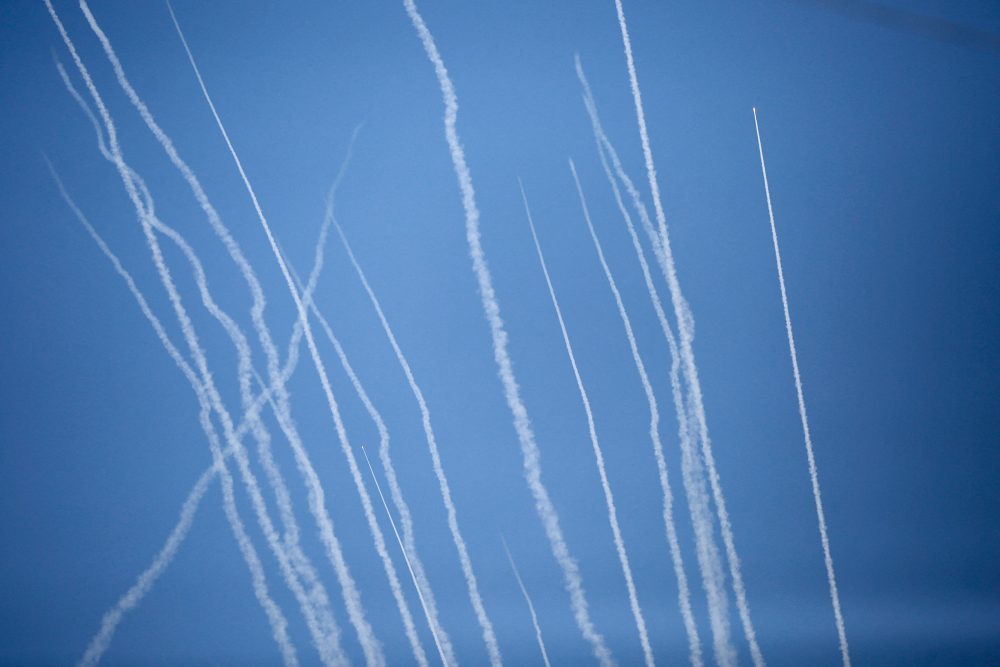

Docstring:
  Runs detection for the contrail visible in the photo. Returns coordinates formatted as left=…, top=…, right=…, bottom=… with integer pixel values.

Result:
left=611, top=2, right=764, bottom=664
left=52, top=58, right=346, bottom=666
left=520, top=182, right=655, bottom=667
left=360, top=446, right=451, bottom=667
left=575, top=56, right=713, bottom=667
left=569, top=159, right=708, bottom=667
left=401, top=1, right=614, bottom=664
left=500, top=537, right=552, bottom=667
left=162, top=5, right=431, bottom=665
left=335, top=222, right=499, bottom=667
left=753, top=107, right=851, bottom=667
left=286, top=260, right=458, bottom=667
left=44, top=5, right=298, bottom=664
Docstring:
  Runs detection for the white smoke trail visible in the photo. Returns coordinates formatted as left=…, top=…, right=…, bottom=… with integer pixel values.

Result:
left=52, top=56, right=348, bottom=666
left=500, top=537, right=552, bottom=667
left=359, top=446, right=451, bottom=667
left=520, top=182, right=655, bottom=667
left=335, top=222, right=499, bottom=667
left=285, top=261, right=458, bottom=667
left=575, top=56, right=714, bottom=667
left=752, top=108, right=851, bottom=667
left=44, top=5, right=299, bottom=664
left=161, top=5, right=432, bottom=665
left=611, top=2, right=764, bottom=664
left=401, top=1, right=613, bottom=664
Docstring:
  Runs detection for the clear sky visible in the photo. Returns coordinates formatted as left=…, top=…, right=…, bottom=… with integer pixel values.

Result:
left=1, top=1, right=998, bottom=665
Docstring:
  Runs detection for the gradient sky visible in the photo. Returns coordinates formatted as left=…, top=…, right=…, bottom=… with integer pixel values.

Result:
left=1, top=1, right=998, bottom=665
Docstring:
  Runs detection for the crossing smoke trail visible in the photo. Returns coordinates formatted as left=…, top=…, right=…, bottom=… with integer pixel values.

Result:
left=162, top=5, right=435, bottom=665
left=575, top=56, right=713, bottom=667
left=335, top=223, right=500, bottom=667
left=52, top=58, right=347, bottom=666
left=401, top=1, right=614, bottom=664
left=520, top=183, right=655, bottom=667
left=43, top=4, right=300, bottom=664
left=611, top=2, right=764, bottom=664
left=568, top=159, right=707, bottom=667
left=753, top=108, right=851, bottom=667
left=501, top=537, right=552, bottom=667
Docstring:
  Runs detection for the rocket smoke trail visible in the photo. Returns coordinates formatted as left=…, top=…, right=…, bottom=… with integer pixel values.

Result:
left=612, top=2, right=763, bottom=663
left=753, top=108, right=851, bottom=667
left=402, top=0, right=613, bottom=664
left=501, top=537, right=552, bottom=667
left=521, top=182, right=655, bottom=667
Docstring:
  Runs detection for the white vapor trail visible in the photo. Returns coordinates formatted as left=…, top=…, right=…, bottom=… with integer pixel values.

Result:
left=753, top=108, right=851, bottom=667
left=401, top=1, right=614, bottom=664
left=611, top=2, right=764, bottom=664
left=575, top=56, right=712, bottom=667
left=163, top=5, right=435, bottom=665
left=335, top=222, right=499, bottom=667
left=500, top=537, right=552, bottom=667
left=44, top=5, right=298, bottom=664
left=520, top=182, right=655, bottom=667
left=52, top=56, right=347, bottom=666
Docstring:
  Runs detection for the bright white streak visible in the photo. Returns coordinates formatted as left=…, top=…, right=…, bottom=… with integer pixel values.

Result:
left=575, top=57, right=712, bottom=667
left=520, top=182, right=655, bottom=667
left=401, top=2, right=613, bottom=664
left=753, top=108, right=851, bottom=667
left=360, top=446, right=451, bottom=667
left=162, top=6, right=434, bottom=665
left=500, top=537, right=552, bottom=667
left=335, top=223, right=499, bottom=667
left=44, top=6, right=298, bottom=663
left=611, top=2, right=764, bottom=664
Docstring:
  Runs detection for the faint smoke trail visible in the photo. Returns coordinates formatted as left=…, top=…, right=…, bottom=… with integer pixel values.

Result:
left=569, top=159, right=707, bottom=667
left=402, top=1, right=613, bottom=664
left=360, top=446, right=451, bottom=667
left=285, top=261, right=458, bottom=667
left=753, top=108, right=850, bottom=667
left=575, top=57, right=712, bottom=667
left=612, top=2, right=764, bottom=664
left=500, top=537, right=552, bottom=667
left=520, top=182, right=655, bottom=667
left=163, top=6, right=428, bottom=665
left=53, top=60, right=346, bottom=667
left=44, top=5, right=298, bottom=664
left=335, top=223, right=499, bottom=667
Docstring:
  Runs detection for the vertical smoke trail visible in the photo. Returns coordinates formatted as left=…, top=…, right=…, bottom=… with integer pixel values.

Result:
left=161, top=6, right=429, bottom=665
left=285, top=261, right=458, bottom=667
left=359, top=446, right=451, bottom=667
left=611, top=2, right=764, bottom=664
left=43, top=5, right=298, bottom=664
left=575, top=57, right=714, bottom=667
left=52, top=60, right=347, bottom=666
left=500, top=537, right=552, bottom=667
left=569, top=159, right=708, bottom=667
left=401, top=1, right=614, bottom=665
left=335, top=223, right=500, bottom=667
left=520, top=182, right=655, bottom=667
left=752, top=108, right=851, bottom=667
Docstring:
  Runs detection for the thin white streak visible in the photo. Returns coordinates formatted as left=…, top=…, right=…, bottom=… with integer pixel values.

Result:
left=520, top=181, right=655, bottom=667
left=402, top=1, right=613, bottom=664
left=611, top=2, right=764, bottom=663
left=500, top=537, right=552, bottom=667
left=753, top=107, right=850, bottom=667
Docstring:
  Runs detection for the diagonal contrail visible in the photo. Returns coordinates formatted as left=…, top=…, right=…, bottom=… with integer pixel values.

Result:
left=402, top=1, right=612, bottom=664
left=500, top=537, right=552, bottom=667
left=611, top=2, right=763, bottom=664
left=520, top=181, right=655, bottom=667
left=335, top=222, right=498, bottom=667
left=753, top=107, right=850, bottom=667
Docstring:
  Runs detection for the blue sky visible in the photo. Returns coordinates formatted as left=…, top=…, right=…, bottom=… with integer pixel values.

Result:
left=1, top=1, right=998, bottom=664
